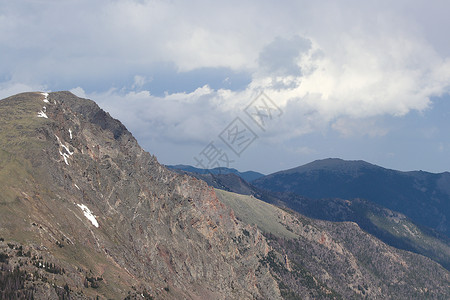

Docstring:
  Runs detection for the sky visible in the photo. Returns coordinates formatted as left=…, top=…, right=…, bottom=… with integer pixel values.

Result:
left=1, top=0, right=450, bottom=174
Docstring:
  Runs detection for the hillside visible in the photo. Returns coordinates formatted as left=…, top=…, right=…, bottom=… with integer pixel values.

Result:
left=253, top=158, right=450, bottom=238
left=0, top=92, right=281, bottom=299
left=272, top=192, right=450, bottom=270
left=186, top=168, right=450, bottom=270
left=164, top=161, right=450, bottom=270
left=215, top=189, right=450, bottom=299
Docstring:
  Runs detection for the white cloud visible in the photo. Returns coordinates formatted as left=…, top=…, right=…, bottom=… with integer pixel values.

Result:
left=91, top=86, right=242, bottom=146
left=82, top=19, right=450, bottom=144
left=254, top=31, right=450, bottom=119
left=1, top=0, right=450, bottom=150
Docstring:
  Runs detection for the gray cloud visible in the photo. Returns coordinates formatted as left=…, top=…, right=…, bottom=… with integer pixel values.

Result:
left=2, top=0, right=450, bottom=172
left=258, top=36, right=312, bottom=76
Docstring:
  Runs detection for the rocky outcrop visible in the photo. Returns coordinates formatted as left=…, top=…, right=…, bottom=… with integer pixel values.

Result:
left=216, top=189, right=450, bottom=299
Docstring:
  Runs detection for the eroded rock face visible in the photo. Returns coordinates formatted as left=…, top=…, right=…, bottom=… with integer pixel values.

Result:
left=0, top=91, right=281, bottom=299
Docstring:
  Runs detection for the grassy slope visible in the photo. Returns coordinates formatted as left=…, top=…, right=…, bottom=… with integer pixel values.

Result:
left=215, top=189, right=298, bottom=239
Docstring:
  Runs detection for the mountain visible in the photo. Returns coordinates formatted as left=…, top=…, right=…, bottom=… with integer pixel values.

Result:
left=264, top=191, right=450, bottom=270
left=215, top=189, right=450, bottom=299
left=1, top=92, right=449, bottom=299
left=0, top=92, right=281, bottom=299
left=253, top=158, right=450, bottom=238
left=183, top=161, right=450, bottom=270
left=167, top=165, right=265, bottom=182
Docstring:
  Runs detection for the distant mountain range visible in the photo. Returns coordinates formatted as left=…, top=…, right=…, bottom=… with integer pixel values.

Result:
left=253, top=158, right=450, bottom=238
left=172, top=159, right=450, bottom=239
left=176, top=159, right=450, bottom=270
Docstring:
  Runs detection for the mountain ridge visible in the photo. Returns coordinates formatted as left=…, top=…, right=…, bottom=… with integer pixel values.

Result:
left=253, top=158, right=450, bottom=238
left=173, top=161, right=450, bottom=270
left=270, top=157, right=450, bottom=176
left=0, top=91, right=281, bottom=299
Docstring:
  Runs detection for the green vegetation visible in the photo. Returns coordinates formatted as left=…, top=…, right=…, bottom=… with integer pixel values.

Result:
left=215, top=189, right=298, bottom=239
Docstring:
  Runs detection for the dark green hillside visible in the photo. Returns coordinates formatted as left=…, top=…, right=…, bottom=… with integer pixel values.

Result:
left=253, top=158, right=450, bottom=238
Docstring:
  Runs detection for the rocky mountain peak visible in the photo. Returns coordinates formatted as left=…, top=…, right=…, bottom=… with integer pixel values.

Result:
left=0, top=91, right=281, bottom=299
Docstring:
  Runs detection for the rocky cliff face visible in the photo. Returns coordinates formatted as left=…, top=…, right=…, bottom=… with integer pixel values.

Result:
left=0, top=92, right=281, bottom=299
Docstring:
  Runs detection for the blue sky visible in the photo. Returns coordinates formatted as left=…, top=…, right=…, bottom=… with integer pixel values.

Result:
left=1, top=0, right=450, bottom=174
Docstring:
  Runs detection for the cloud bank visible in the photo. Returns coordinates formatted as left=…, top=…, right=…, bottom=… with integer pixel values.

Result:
left=1, top=0, right=450, bottom=171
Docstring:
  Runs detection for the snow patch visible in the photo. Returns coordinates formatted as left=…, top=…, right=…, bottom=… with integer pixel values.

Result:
left=41, top=92, right=50, bottom=103
left=77, top=204, right=99, bottom=228
left=37, top=105, right=48, bottom=118
left=55, top=135, right=73, bottom=165
left=69, top=129, right=73, bottom=139
left=59, top=150, right=69, bottom=165
left=37, top=110, right=48, bottom=118
left=74, top=184, right=80, bottom=190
